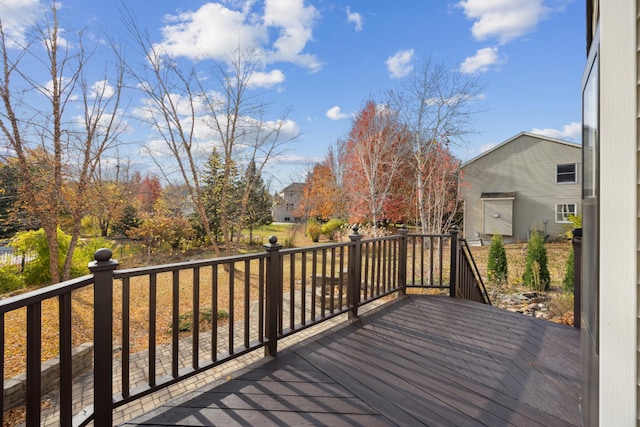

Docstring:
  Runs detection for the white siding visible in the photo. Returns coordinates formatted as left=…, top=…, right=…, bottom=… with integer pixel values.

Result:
left=598, top=1, right=637, bottom=424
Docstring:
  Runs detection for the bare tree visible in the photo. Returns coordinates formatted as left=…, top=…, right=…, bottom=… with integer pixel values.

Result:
left=199, top=51, right=297, bottom=254
left=0, top=5, right=126, bottom=282
left=124, top=12, right=296, bottom=255
left=122, top=12, right=224, bottom=256
left=393, top=59, right=483, bottom=234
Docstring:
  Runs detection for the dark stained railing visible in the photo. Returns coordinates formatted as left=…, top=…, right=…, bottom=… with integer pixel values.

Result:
left=458, top=238, right=491, bottom=305
left=0, top=227, right=488, bottom=426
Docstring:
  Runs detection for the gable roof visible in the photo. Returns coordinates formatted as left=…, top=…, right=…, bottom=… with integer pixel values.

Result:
left=280, top=182, right=304, bottom=193
left=461, top=132, right=581, bottom=168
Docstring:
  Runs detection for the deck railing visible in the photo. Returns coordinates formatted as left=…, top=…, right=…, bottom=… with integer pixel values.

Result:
left=0, top=227, right=488, bottom=426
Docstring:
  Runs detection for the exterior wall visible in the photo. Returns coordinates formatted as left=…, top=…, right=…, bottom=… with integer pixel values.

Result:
left=272, top=183, right=303, bottom=223
left=460, top=133, right=581, bottom=243
left=596, top=1, right=638, bottom=424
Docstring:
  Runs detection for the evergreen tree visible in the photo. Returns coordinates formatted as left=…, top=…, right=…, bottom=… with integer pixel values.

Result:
left=111, top=205, right=141, bottom=236
left=562, top=246, right=574, bottom=292
left=487, top=234, right=508, bottom=284
left=522, top=231, right=550, bottom=290
left=201, top=148, right=240, bottom=243
left=0, top=162, right=37, bottom=238
left=240, top=160, right=272, bottom=244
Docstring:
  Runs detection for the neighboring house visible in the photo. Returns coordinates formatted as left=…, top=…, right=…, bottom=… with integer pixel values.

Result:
left=459, top=132, right=581, bottom=244
left=272, top=183, right=304, bottom=223
left=579, top=2, right=637, bottom=425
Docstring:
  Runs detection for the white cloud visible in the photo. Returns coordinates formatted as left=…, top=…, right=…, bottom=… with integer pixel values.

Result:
left=155, top=3, right=265, bottom=60
left=90, top=79, right=115, bottom=99
left=346, top=7, right=363, bottom=32
left=0, top=0, right=42, bottom=48
left=386, top=49, right=414, bottom=79
left=154, top=0, right=321, bottom=72
left=263, top=0, right=321, bottom=71
left=326, top=106, right=349, bottom=120
left=460, top=47, right=502, bottom=74
left=457, top=0, right=557, bottom=44
left=247, top=69, right=285, bottom=88
left=272, top=153, right=323, bottom=166
left=531, top=121, right=581, bottom=141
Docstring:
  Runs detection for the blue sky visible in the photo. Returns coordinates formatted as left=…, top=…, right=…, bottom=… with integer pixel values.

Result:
left=1, top=0, right=584, bottom=191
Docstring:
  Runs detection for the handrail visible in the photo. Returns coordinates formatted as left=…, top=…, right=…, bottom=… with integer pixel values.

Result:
left=0, top=228, right=486, bottom=426
left=459, top=239, right=491, bottom=305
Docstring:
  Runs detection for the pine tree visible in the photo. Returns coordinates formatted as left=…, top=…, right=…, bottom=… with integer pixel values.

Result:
left=240, top=160, right=272, bottom=244
left=522, top=231, right=550, bottom=291
left=487, top=234, right=508, bottom=284
left=562, top=246, right=574, bottom=292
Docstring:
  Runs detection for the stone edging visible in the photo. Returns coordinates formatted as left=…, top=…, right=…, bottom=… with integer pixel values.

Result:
left=3, top=342, right=93, bottom=410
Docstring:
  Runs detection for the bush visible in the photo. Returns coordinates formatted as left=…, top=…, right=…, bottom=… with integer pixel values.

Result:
left=562, top=246, right=574, bottom=292
left=10, top=229, right=114, bottom=286
left=522, top=231, right=550, bottom=290
left=487, top=234, right=508, bottom=284
left=172, top=307, right=229, bottom=332
left=321, top=219, right=347, bottom=241
left=0, top=264, right=24, bottom=293
left=306, top=219, right=322, bottom=242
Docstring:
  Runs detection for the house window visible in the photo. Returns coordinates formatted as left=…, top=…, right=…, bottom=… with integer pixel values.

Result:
left=555, top=203, right=577, bottom=223
left=286, top=203, right=293, bottom=212
left=556, top=163, right=577, bottom=183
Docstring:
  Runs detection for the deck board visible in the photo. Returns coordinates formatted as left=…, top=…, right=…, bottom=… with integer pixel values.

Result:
left=123, top=295, right=580, bottom=427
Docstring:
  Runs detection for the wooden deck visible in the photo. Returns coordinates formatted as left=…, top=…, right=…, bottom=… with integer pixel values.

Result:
left=123, top=295, right=581, bottom=426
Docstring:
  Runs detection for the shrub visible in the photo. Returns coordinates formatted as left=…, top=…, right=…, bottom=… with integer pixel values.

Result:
left=563, top=214, right=582, bottom=239
left=306, top=219, right=322, bottom=242
left=172, top=307, right=229, bottom=332
left=10, top=229, right=114, bottom=286
left=522, top=231, right=550, bottom=290
left=321, top=219, right=347, bottom=241
left=562, top=246, right=574, bottom=292
left=0, top=264, right=24, bottom=293
left=487, top=234, right=508, bottom=284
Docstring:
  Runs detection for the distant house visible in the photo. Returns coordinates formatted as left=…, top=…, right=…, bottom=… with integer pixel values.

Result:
left=459, top=132, right=581, bottom=244
left=272, top=183, right=304, bottom=223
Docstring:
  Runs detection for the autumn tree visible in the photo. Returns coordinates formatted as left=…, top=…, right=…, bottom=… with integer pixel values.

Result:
left=136, top=174, right=163, bottom=215
left=341, top=100, right=412, bottom=235
left=87, top=158, right=135, bottom=237
left=297, top=155, right=346, bottom=221
left=393, top=59, right=483, bottom=234
left=0, top=5, right=126, bottom=282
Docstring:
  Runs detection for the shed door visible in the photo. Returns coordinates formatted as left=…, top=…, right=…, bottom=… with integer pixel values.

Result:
left=483, top=199, right=513, bottom=236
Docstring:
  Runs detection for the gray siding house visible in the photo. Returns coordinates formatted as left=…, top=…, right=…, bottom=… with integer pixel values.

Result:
left=272, top=183, right=304, bottom=223
left=460, top=132, right=581, bottom=244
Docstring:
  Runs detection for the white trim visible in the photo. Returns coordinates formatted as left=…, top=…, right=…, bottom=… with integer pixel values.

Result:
left=598, top=1, right=637, bottom=423
left=554, top=203, right=577, bottom=223
left=555, top=162, right=578, bottom=184
left=461, top=132, right=581, bottom=168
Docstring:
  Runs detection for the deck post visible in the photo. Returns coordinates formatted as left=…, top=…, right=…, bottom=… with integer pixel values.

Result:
left=264, top=236, right=283, bottom=356
left=348, top=226, right=363, bottom=320
left=572, top=228, right=582, bottom=329
left=449, top=228, right=458, bottom=298
left=397, top=226, right=409, bottom=295
left=89, top=248, right=118, bottom=427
